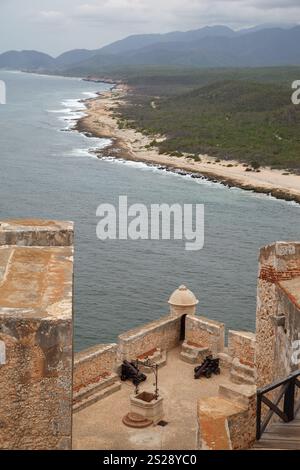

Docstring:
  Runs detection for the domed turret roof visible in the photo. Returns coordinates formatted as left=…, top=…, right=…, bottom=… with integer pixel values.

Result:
left=168, top=285, right=199, bottom=307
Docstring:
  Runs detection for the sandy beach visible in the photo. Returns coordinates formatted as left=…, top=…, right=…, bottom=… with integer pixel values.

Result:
left=76, top=84, right=300, bottom=204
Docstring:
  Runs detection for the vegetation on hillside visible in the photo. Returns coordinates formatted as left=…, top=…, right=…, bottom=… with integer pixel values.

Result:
left=107, top=66, right=300, bottom=170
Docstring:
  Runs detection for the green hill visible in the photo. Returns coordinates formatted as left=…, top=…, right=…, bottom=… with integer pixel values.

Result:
left=118, top=78, right=300, bottom=170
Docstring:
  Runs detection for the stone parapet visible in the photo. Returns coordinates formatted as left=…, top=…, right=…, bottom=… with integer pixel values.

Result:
left=74, top=343, right=118, bottom=391
left=118, top=314, right=181, bottom=362
left=228, top=330, right=256, bottom=368
left=185, top=315, right=225, bottom=354
left=0, top=219, right=73, bottom=247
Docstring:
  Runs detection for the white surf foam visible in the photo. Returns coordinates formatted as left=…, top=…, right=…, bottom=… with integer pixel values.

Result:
left=82, top=91, right=98, bottom=99
left=67, top=148, right=99, bottom=158
left=61, top=98, right=86, bottom=110
left=47, top=108, right=71, bottom=114
left=97, top=155, right=224, bottom=186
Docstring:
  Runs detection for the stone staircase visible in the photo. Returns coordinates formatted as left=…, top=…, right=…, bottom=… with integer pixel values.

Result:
left=73, top=372, right=121, bottom=413
left=230, top=357, right=256, bottom=385
left=180, top=341, right=210, bottom=364
left=253, top=412, right=300, bottom=450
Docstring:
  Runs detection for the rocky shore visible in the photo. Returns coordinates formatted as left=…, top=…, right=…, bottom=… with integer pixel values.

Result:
left=76, top=84, right=300, bottom=204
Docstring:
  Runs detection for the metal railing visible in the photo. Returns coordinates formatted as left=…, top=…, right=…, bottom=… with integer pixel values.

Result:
left=256, top=370, right=300, bottom=440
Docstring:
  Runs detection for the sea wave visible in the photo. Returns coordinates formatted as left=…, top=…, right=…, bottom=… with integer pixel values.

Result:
left=59, top=99, right=86, bottom=130
left=63, top=136, right=112, bottom=159
left=94, top=155, right=300, bottom=207
left=47, top=108, right=72, bottom=114
left=61, top=98, right=86, bottom=109
left=67, top=148, right=99, bottom=158
left=82, top=91, right=99, bottom=99
left=97, top=155, right=225, bottom=188
left=48, top=94, right=94, bottom=130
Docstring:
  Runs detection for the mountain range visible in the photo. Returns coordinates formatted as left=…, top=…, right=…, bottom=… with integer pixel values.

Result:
left=1, top=24, right=300, bottom=73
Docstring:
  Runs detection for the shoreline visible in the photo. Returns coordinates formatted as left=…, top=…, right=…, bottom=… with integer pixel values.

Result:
left=76, top=83, right=300, bottom=205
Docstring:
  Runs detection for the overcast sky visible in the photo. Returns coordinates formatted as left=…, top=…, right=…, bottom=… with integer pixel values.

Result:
left=0, top=0, right=299, bottom=56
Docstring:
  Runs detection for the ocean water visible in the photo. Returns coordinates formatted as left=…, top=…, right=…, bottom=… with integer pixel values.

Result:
left=0, top=70, right=299, bottom=351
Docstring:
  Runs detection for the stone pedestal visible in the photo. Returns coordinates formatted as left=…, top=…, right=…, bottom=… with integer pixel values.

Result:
left=130, top=392, right=164, bottom=425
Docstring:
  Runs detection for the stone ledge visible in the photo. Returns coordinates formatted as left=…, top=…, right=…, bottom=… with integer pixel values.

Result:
left=0, top=219, right=74, bottom=247
left=118, top=314, right=178, bottom=342
left=73, top=381, right=121, bottom=413
left=219, top=382, right=256, bottom=407
left=73, top=372, right=119, bottom=402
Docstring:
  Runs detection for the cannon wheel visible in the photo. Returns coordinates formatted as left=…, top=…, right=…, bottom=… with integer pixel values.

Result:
left=121, top=375, right=127, bottom=381
left=214, top=368, right=221, bottom=375
left=205, top=370, right=212, bottom=378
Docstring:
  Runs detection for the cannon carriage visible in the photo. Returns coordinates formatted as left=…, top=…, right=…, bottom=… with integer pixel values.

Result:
left=194, top=355, right=220, bottom=379
left=120, top=360, right=147, bottom=386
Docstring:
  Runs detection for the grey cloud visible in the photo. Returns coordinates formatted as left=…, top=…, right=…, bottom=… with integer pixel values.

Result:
left=1, top=0, right=300, bottom=55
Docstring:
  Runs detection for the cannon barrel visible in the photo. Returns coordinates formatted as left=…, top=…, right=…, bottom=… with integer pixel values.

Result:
left=121, top=360, right=147, bottom=384
left=194, top=355, right=220, bottom=379
left=123, top=360, right=139, bottom=374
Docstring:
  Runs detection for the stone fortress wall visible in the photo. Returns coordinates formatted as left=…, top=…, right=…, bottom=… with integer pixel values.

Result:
left=1, top=219, right=299, bottom=450
left=73, top=243, right=300, bottom=450
left=0, top=220, right=74, bottom=450
left=197, top=241, right=300, bottom=450
left=74, top=343, right=118, bottom=392
left=185, top=315, right=225, bottom=354
left=73, top=296, right=256, bottom=391
left=256, top=242, right=300, bottom=388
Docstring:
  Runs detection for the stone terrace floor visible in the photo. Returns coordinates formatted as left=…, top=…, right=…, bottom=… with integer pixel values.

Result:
left=73, top=346, right=231, bottom=450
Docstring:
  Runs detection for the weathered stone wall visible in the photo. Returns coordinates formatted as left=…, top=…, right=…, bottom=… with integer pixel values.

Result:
left=227, top=397, right=257, bottom=449
left=273, top=286, right=300, bottom=379
left=185, top=315, right=225, bottom=354
left=0, top=220, right=73, bottom=450
left=0, top=219, right=73, bottom=247
left=74, top=343, right=118, bottom=391
left=0, top=317, right=73, bottom=450
left=118, top=314, right=182, bottom=362
left=256, top=242, right=300, bottom=389
left=228, top=330, right=256, bottom=367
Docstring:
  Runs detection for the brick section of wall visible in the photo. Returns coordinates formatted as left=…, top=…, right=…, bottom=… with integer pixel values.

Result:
left=185, top=315, right=225, bottom=354
left=256, top=242, right=300, bottom=389
left=118, top=314, right=181, bottom=362
left=0, top=219, right=73, bottom=246
left=273, top=287, right=300, bottom=379
left=228, top=331, right=256, bottom=367
left=74, top=344, right=118, bottom=391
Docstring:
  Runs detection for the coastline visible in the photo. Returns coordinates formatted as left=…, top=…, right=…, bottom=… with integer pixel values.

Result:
left=76, top=83, right=300, bottom=204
